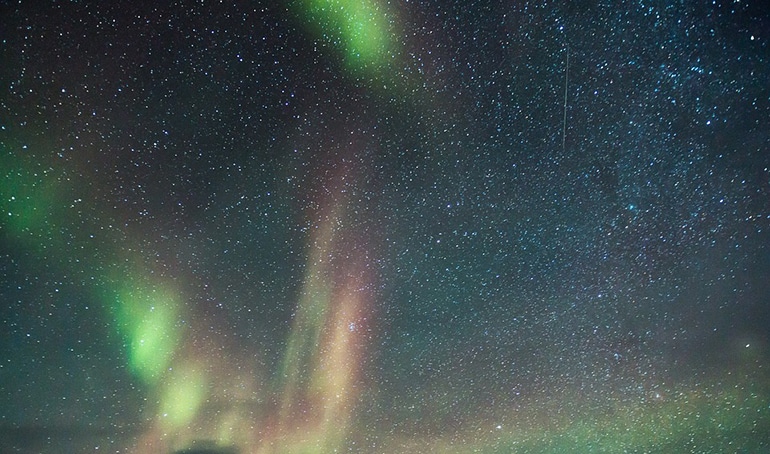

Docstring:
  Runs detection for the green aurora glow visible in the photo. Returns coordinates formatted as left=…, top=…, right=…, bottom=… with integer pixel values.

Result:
left=291, top=0, right=395, bottom=73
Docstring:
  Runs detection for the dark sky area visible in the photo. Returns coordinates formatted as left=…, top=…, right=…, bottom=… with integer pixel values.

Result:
left=1, top=1, right=769, bottom=453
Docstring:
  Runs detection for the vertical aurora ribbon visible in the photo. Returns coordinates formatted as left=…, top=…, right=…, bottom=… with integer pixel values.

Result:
left=273, top=173, right=374, bottom=452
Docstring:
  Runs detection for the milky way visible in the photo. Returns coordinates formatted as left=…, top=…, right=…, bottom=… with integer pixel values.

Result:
left=2, top=1, right=769, bottom=453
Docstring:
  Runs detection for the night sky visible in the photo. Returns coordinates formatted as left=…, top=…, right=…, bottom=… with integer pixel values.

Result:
left=2, top=1, right=770, bottom=453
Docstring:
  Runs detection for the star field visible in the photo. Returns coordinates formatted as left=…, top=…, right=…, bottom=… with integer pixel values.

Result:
left=2, top=1, right=770, bottom=453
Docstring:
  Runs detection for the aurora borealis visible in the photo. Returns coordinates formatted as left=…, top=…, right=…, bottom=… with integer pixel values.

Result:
left=2, top=1, right=770, bottom=453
